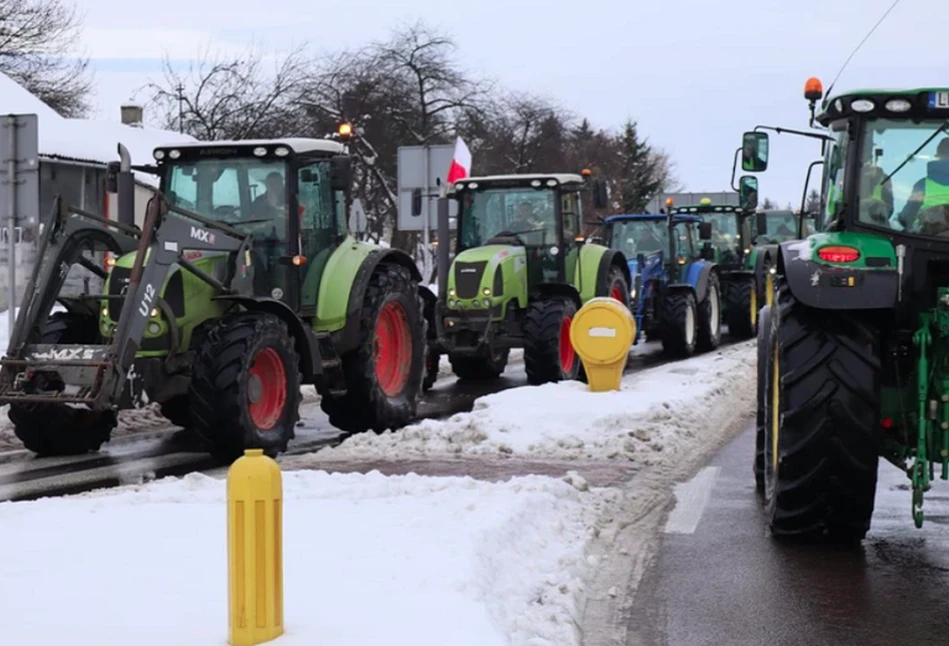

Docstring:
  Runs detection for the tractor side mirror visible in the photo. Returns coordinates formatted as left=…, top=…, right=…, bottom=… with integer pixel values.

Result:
left=106, top=162, right=119, bottom=193
left=739, top=175, right=759, bottom=210
left=592, top=179, right=609, bottom=209
left=411, top=188, right=423, bottom=217
left=698, top=221, right=713, bottom=240
left=741, top=131, right=769, bottom=172
left=329, top=155, right=352, bottom=191
left=756, top=212, right=768, bottom=235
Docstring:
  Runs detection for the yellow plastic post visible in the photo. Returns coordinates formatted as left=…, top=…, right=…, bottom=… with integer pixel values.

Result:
left=569, top=297, right=636, bottom=392
left=227, top=449, right=284, bottom=646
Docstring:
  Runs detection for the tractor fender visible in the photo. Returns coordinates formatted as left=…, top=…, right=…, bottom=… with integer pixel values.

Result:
left=213, top=295, right=322, bottom=383
left=534, top=282, right=582, bottom=308
left=337, top=248, right=423, bottom=354
left=681, top=261, right=717, bottom=303
left=776, top=240, right=898, bottom=309
left=753, top=245, right=776, bottom=283
left=595, top=249, right=632, bottom=297
left=418, top=285, right=438, bottom=341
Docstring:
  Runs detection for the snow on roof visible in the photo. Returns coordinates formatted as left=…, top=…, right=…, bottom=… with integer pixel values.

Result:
left=159, top=138, right=345, bottom=155
left=0, top=71, right=195, bottom=185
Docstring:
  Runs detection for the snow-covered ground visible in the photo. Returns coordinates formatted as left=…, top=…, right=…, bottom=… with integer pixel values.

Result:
left=291, top=341, right=755, bottom=465
left=0, top=469, right=614, bottom=646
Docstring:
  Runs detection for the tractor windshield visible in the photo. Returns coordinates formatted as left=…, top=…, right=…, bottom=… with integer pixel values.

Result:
left=751, top=210, right=798, bottom=244
left=164, top=158, right=289, bottom=242
left=704, top=213, right=739, bottom=250
left=457, top=187, right=557, bottom=249
left=609, top=219, right=669, bottom=258
left=856, top=118, right=949, bottom=237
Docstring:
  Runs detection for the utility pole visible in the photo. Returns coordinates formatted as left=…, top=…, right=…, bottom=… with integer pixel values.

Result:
left=176, top=83, right=185, bottom=134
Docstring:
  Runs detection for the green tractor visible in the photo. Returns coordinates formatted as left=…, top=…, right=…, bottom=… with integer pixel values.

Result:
left=753, top=77, right=949, bottom=540
left=0, top=136, right=430, bottom=459
left=433, top=172, right=632, bottom=384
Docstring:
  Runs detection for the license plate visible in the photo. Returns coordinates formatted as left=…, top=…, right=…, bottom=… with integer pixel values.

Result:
left=929, top=91, right=949, bottom=109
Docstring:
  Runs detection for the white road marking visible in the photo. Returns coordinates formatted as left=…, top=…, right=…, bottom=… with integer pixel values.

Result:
left=663, top=466, right=720, bottom=535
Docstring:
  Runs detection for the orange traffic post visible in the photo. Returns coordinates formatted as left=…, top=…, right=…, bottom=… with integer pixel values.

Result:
left=228, top=449, right=284, bottom=646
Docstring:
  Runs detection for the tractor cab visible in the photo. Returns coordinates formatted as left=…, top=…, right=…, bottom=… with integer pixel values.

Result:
left=750, top=209, right=799, bottom=245
left=152, top=138, right=352, bottom=313
left=670, top=201, right=751, bottom=270
left=450, top=173, right=596, bottom=288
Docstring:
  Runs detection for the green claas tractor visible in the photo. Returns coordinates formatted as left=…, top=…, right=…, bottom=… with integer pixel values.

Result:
left=752, top=77, right=949, bottom=540
left=435, top=173, right=631, bottom=384
left=0, top=137, right=429, bottom=459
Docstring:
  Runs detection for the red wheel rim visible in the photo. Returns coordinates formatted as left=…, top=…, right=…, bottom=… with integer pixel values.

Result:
left=247, top=347, right=287, bottom=430
left=375, top=301, right=412, bottom=397
left=559, top=316, right=575, bottom=374
left=610, top=285, right=624, bottom=302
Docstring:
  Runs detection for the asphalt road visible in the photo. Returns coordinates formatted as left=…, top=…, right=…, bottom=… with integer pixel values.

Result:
left=628, top=423, right=949, bottom=646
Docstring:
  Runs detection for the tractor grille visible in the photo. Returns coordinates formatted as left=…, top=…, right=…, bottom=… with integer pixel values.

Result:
left=454, top=261, right=487, bottom=299
left=107, top=266, right=131, bottom=320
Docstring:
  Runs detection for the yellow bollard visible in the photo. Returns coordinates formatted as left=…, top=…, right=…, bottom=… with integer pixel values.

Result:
left=569, top=297, right=636, bottom=392
left=227, top=449, right=284, bottom=646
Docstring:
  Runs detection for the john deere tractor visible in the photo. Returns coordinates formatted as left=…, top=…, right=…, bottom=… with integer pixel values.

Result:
left=753, top=77, right=949, bottom=540
left=435, top=173, right=631, bottom=384
left=0, top=136, right=429, bottom=459
left=603, top=212, right=722, bottom=357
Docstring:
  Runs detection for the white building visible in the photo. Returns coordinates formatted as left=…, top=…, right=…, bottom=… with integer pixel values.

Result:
left=0, top=72, right=195, bottom=307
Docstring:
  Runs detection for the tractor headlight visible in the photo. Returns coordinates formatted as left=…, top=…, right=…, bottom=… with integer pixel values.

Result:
left=630, top=287, right=636, bottom=299
left=483, top=299, right=491, bottom=308
left=448, top=288, right=456, bottom=297
left=448, top=299, right=456, bottom=308
left=147, top=322, right=161, bottom=335
left=168, top=149, right=181, bottom=159
left=482, top=287, right=491, bottom=296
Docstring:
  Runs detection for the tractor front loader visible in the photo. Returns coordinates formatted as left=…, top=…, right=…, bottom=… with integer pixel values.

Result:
left=0, top=136, right=428, bottom=460
left=751, top=77, right=949, bottom=540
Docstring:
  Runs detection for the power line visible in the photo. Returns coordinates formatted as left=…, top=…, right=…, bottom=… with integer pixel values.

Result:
left=825, top=0, right=904, bottom=98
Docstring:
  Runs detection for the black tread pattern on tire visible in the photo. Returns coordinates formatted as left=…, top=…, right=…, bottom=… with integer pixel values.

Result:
left=697, top=272, right=722, bottom=352
left=605, top=265, right=631, bottom=309
left=660, top=290, right=698, bottom=358
left=450, top=348, right=509, bottom=381
left=320, top=263, right=425, bottom=433
left=726, top=276, right=757, bottom=339
left=524, top=298, right=579, bottom=385
left=189, top=311, right=301, bottom=461
left=160, top=396, right=191, bottom=428
left=754, top=304, right=772, bottom=492
left=8, top=312, right=117, bottom=456
left=765, top=279, right=880, bottom=541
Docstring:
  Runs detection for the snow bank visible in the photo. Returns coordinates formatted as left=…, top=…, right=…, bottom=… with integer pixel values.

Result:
left=312, top=341, right=755, bottom=463
left=0, top=469, right=610, bottom=646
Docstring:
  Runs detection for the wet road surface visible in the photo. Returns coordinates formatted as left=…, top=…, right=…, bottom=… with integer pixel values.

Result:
left=628, top=423, right=949, bottom=646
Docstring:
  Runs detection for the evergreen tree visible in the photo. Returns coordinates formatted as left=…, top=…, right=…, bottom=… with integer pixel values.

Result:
left=762, top=198, right=776, bottom=210
left=619, top=120, right=662, bottom=213
left=804, top=189, right=821, bottom=214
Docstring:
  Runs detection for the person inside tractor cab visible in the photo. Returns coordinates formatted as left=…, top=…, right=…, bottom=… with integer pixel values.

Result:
left=252, top=172, right=286, bottom=219
left=634, top=224, right=663, bottom=254
left=898, top=137, right=949, bottom=233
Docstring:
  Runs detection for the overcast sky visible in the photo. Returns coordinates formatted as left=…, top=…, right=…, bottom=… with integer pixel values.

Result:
left=74, top=0, right=935, bottom=207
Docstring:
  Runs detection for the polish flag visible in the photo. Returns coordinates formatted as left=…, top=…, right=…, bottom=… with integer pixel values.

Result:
left=446, top=136, right=472, bottom=184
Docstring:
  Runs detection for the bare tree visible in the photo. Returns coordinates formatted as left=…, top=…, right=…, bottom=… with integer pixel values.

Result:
left=143, top=42, right=310, bottom=140
left=0, top=0, right=92, bottom=117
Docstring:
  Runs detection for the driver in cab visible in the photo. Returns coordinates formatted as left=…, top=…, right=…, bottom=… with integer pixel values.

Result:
left=506, top=200, right=547, bottom=244
left=898, top=137, right=949, bottom=233
left=249, top=171, right=288, bottom=242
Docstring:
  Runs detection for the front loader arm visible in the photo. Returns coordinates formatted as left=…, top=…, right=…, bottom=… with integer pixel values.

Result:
left=103, top=196, right=255, bottom=404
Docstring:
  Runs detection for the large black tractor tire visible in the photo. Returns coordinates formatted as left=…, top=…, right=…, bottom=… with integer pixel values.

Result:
left=696, top=272, right=722, bottom=352
left=8, top=312, right=117, bottom=456
left=753, top=303, right=772, bottom=493
left=160, top=396, right=191, bottom=428
left=190, top=311, right=302, bottom=461
left=763, top=280, right=880, bottom=542
left=524, top=298, right=581, bottom=385
left=726, top=276, right=757, bottom=339
left=450, top=347, right=510, bottom=381
left=660, top=290, right=699, bottom=358
left=604, top=265, right=631, bottom=310
left=321, top=263, right=426, bottom=433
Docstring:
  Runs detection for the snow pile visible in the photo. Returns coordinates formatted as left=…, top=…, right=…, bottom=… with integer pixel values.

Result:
left=0, top=469, right=609, bottom=646
left=313, top=341, right=755, bottom=462
left=0, top=71, right=195, bottom=184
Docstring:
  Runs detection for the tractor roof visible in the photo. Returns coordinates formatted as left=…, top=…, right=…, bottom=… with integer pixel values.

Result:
left=669, top=203, right=744, bottom=215
left=153, top=138, right=346, bottom=157
left=452, top=173, right=585, bottom=190
left=604, top=213, right=702, bottom=224
left=816, top=88, right=949, bottom=126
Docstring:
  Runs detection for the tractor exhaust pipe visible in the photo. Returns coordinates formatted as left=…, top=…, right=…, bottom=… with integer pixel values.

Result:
left=436, top=196, right=450, bottom=301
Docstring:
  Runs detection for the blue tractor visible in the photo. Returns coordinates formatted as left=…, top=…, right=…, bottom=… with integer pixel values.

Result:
left=600, top=213, right=722, bottom=357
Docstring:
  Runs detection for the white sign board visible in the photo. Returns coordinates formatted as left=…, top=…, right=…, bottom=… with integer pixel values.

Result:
left=349, top=198, right=367, bottom=234
left=396, top=144, right=458, bottom=232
